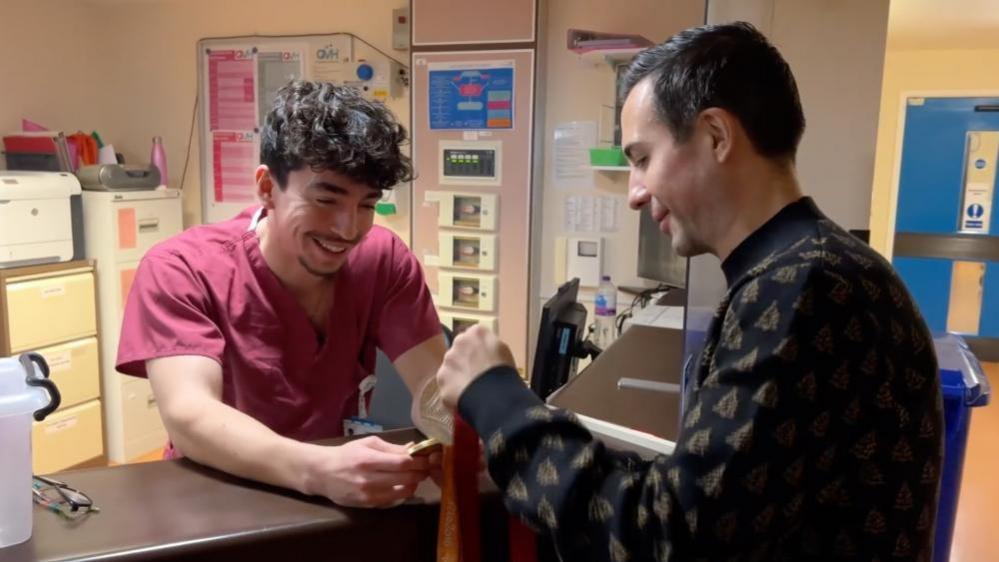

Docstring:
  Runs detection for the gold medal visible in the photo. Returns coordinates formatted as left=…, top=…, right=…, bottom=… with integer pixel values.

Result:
left=415, top=377, right=454, bottom=445
left=407, top=438, right=442, bottom=457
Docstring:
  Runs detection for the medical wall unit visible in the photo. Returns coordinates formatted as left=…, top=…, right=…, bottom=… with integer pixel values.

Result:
left=411, top=0, right=538, bottom=371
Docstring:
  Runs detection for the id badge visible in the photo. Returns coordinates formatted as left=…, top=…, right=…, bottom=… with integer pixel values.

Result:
left=343, top=416, right=383, bottom=436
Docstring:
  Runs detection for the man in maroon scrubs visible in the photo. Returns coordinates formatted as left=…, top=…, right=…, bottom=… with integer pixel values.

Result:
left=117, top=81, right=445, bottom=508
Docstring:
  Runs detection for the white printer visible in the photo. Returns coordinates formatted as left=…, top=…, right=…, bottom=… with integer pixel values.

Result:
left=0, top=171, right=84, bottom=268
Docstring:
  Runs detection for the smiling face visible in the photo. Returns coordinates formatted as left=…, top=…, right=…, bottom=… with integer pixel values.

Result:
left=622, top=78, right=721, bottom=258
left=261, top=166, right=382, bottom=278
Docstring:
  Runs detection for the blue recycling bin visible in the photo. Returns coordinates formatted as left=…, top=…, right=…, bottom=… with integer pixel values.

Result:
left=933, top=333, right=992, bottom=562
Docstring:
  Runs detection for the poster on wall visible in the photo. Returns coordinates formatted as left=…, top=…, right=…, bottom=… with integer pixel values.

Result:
left=564, top=195, right=620, bottom=233
left=553, top=121, right=597, bottom=189
left=207, top=48, right=258, bottom=132
left=257, top=49, right=304, bottom=125
left=212, top=132, right=258, bottom=204
left=200, top=34, right=364, bottom=224
left=428, top=60, right=514, bottom=130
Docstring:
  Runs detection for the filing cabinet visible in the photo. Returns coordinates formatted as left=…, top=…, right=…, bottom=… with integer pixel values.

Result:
left=0, top=260, right=106, bottom=472
left=83, top=189, right=182, bottom=462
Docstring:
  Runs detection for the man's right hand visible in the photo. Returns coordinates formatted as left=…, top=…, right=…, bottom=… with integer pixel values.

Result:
left=149, top=355, right=433, bottom=509
left=305, top=436, right=433, bottom=508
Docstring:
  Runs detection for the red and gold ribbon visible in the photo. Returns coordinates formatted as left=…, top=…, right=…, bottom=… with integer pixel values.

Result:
left=437, top=416, right=537, bottom=562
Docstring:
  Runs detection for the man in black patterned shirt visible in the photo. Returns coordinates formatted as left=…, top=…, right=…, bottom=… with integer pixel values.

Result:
left=436, top=22, right=943, bottom=561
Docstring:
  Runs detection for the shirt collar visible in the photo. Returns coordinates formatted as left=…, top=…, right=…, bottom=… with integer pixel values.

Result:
left=720, top=197, right=823, bottom=286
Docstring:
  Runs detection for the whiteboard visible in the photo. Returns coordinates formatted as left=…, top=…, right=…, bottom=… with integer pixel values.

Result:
left=197, top=33, right=394, bottom=224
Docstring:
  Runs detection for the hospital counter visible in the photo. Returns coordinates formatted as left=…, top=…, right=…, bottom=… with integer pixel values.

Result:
left=4, top=428, right=510, bottom=562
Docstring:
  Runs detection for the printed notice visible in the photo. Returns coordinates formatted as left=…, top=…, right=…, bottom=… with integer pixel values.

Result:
left=310, top=37, right=354, bottom=83
left=553, top=121, right=597, bottom=189
left=212, top=132, right=258, bottom=204
left=599, top=196, right=620, bottom=232
left=565, top=195, right=620, bottom=233
left=208, top=49, right=257, bottom=131
left=429, top=61, right=514, bottom=130
left=257, top=50, right=303, bottom=126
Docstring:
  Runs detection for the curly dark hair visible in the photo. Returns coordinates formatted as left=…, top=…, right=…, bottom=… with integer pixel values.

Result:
left=623, top=22, right=805, bottom=163
left=260, top=80, right=414, bottom=190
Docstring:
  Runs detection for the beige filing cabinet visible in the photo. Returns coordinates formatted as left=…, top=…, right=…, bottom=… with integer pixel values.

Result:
left=0, top=260, right=106, bottom=473
left=83, top=189, right=183, bottom=463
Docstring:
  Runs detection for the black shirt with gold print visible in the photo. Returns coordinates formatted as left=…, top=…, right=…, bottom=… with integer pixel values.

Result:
left=459, top=197, right=944, bottom=561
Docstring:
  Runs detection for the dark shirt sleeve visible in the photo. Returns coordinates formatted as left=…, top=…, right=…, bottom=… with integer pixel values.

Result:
left=459, top=260, right=940, bottom=561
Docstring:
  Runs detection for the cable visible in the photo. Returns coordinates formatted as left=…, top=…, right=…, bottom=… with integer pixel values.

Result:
left=615, top=284, right=670, bottom=335
left=178, top=93, right=198, bottom=191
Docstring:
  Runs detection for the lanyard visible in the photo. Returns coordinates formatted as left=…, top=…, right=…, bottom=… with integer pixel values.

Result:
left=436, top=417, right=538, bottom=562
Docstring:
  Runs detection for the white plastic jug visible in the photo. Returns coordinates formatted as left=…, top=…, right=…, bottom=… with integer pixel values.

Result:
left=0, top=353, right=60, bottom=548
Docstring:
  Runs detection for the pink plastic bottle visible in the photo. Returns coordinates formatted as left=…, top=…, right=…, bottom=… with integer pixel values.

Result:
left=150, top=136, right=168, bottom=186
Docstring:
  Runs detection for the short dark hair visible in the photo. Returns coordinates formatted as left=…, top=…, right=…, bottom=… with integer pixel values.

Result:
left=623, top=22, right=805, bottom=162
left=260, top=80, right=414, bottom=190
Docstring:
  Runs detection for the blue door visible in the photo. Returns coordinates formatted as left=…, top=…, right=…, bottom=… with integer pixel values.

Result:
left=893, top=96, right=999, bottom=340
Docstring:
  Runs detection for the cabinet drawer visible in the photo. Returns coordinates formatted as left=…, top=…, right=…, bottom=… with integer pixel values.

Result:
left=112, top=199, right=183, bottom=263
left=124, top=427, right=168, bottom=461
left=121, top=377, right=167, bottom=448
left=33, top=337, right=100, bottom=409
left=7, top=272, right=96, bottom=352
left=32, top=400, right=104, bottom=474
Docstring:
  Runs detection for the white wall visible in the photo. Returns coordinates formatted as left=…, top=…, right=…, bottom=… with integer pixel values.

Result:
left=685, top=0, right=890, bottom=326
left=709, top=0, right=890, bottom=230
left=1, top=0, right=412, bottom=238
left=0, top=1, right=104, bottom=147
left=91, top=0, right=412, bottom=235
left=535, top=0, right=705, bottom=302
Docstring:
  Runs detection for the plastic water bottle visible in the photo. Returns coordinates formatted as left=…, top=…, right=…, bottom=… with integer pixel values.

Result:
left=594, top=275, right=617, bottom=350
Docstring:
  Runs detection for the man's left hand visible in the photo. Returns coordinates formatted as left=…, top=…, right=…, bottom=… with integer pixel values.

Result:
left=436, top=325, right=516, bottom=410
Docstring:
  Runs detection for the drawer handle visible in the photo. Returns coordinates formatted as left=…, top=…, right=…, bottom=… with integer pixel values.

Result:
left=146, top=395, right=157, bottom=407
left=138, top=219, right=160, bottom=233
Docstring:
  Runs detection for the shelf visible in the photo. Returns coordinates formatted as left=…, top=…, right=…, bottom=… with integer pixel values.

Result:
left=591, top=165, right=629, bottom=172
left=577, top=47, right=645, bottom=66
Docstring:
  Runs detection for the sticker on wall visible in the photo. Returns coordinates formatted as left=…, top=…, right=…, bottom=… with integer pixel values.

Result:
left=117, top=208, right=137, bottom=250
left=428, top=60, right=514, bottom=130
left=960, top=131, right=997, bottom=234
